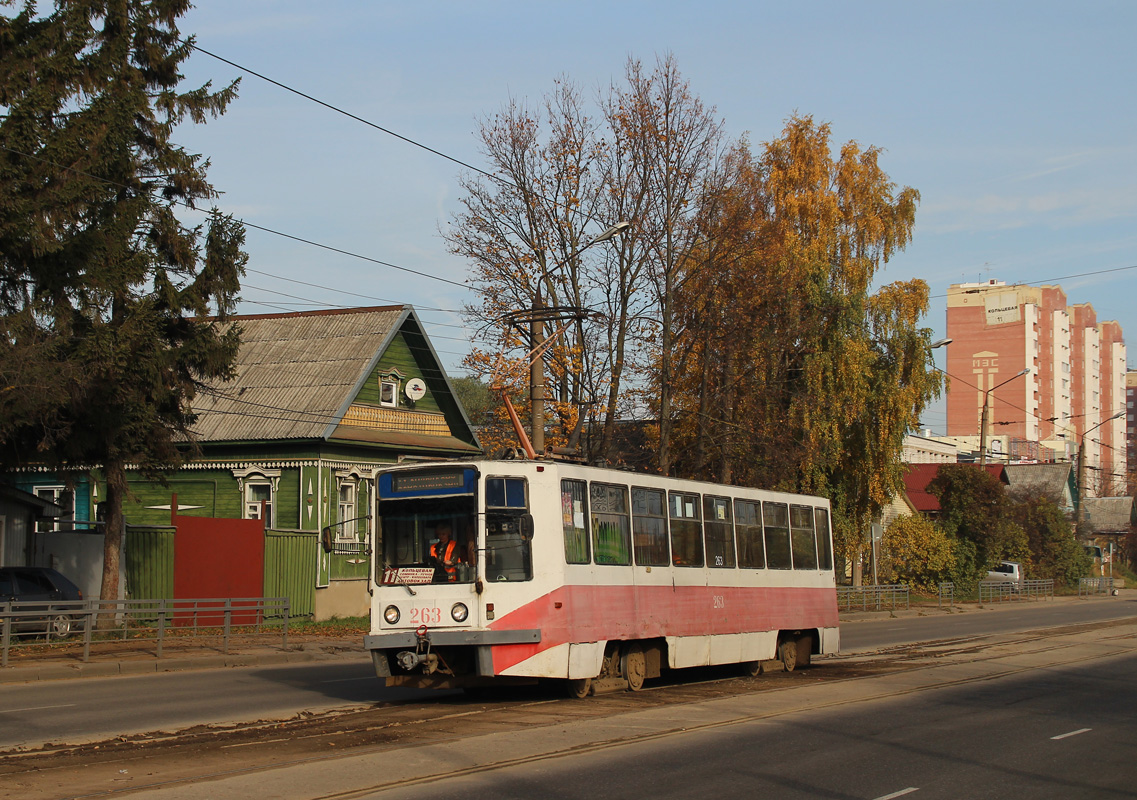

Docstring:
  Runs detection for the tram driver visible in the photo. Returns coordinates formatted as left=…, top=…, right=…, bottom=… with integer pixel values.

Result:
left=430, top=523, right=461, bottom=582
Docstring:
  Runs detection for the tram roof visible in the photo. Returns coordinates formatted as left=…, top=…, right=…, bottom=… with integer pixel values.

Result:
left=380, top=459, right=832, bottom=504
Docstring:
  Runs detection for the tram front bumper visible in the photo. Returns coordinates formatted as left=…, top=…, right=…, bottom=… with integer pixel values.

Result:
left=365, top=628, right=542, bottom=680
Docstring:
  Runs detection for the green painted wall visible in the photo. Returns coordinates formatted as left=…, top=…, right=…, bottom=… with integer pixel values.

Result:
left=354, top=331, right=443, bottom=414
left=123, top=472, right=241, bottom=525
left=276, top=468, right=301, bottom=529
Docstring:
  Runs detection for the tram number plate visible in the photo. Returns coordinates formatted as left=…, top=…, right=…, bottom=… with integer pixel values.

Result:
left=410, top=607, right=443, bottom=625
left=713, top=595, right=725, bottom=609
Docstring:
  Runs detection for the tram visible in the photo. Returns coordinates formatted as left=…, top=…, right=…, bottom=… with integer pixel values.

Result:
left=364, top=460, right=839, bottom=696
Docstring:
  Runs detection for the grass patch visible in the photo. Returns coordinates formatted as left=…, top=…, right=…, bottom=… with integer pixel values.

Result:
left=282, top=615, right=370, bottom=636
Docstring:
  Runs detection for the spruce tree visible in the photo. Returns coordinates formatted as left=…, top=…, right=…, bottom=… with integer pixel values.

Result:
left=0, top=0, right=247, bottom=606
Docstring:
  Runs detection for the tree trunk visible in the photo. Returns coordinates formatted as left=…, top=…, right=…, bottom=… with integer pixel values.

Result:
left=599, top=296, right=632, bottom=463
left=99, top=459, right=127, bottom=628
left=658, top=300, right=674, bottom=476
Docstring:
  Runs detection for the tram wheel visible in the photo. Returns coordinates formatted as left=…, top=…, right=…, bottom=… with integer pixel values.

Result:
left=566, top=677, right=592, bottom=699
left=621, top=643, right=647, bottom=691
left=780, top=638, right=798, bottom=672
left=745, top=660, right=764, bottom=677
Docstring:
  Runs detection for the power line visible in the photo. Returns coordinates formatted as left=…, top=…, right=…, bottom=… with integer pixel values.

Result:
left=0, top=143, right=473, bottom=293
left=932, top=264, right=1137, bottom=299
left=186, top=42, right=599, bottom=226
left=187, top=42, right=500, bottom=186
left=933, top=366, right=1127, bottom=441
left=240, top=218, right=469, bottom=290
left=244, top=268, right=464, bottom=317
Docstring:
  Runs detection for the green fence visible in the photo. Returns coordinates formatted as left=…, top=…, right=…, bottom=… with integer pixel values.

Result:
left=125, top=525, right=176, bottom=600
left=264, top=529, right=318, bottom=619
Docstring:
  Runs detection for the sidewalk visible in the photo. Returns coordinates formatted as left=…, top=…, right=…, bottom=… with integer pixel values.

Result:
left=839, top=586, right=1133, bottom=623
left=0, top=634, right=369, bottom=685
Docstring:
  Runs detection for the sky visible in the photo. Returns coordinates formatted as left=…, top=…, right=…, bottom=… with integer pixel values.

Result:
left=172, top=1, right=1137, bottom=435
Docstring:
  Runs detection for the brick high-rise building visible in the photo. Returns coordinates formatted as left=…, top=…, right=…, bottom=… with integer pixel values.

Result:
left=945, top=280, right=1127, bottom=497
left=1128, top=370, right=1136, bottom=495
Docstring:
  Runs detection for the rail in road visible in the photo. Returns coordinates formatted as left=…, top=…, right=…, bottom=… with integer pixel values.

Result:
left=4, top=610, right=1136, bottom=799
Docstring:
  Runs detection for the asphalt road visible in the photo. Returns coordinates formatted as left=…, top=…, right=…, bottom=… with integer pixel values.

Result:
left=367, top=650, right=1137, bottom=799
left=1, top=595, right=1133, bottom=753
left=840, top=593, right=1137, bottom=652
left=0, top=660, right=433, bottom=751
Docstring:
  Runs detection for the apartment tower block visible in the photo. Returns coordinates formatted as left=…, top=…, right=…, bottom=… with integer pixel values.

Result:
left=945, top=280, right=1127, bottom=496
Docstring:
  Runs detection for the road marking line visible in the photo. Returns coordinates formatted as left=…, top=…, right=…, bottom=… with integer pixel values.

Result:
left=873, top=789, right=919, bottom=800
left=0, top=703, right=76, bottom=714
left=221, top=737, right=290, bottom=749
left=1051, top=728, right=1092, bottom=740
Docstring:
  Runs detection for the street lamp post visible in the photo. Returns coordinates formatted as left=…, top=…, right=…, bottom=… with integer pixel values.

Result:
left=978, top=368, right=1030, bottom=466
left=1075, top=410, right=1125, bottom=532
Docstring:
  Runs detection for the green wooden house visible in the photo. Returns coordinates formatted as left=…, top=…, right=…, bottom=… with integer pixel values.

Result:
left=114, top=305, right=480, bottom=619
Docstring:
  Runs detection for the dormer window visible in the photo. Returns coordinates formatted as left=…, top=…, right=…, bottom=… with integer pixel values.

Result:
left=380, top=379, right=398, bottom=407
left=378, top=369, right=404, bottom=408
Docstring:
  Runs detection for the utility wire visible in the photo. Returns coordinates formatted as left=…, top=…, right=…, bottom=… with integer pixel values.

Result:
left=186, top=42, right=595, bottom=225
left=931, top=264, right=1137, bottom=298
left=188, top=43, right=500, bottom=186
left=0, top=143, right=473, bottom=294
left=244, top=268, right=464, bottom=317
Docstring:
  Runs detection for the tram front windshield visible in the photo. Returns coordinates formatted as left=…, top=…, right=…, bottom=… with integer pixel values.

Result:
left=379, top=496, right=477, bottom=584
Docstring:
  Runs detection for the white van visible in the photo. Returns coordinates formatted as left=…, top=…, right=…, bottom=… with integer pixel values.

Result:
left=986, top=560, right=1023, bottom=584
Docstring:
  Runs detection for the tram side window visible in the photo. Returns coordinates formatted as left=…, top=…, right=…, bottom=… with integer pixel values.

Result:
left=734, top=499, right=765, bottom=569
left=631, top=488, right=669, bottom=566
left=486, top=477, right=527, bottom=508
left=590, top=483, right=631, bottom=566
left=484, top=477, right=532, bottom=582
left=703, top=495, right=736, bottom=568
left=561, top=479, right=590, bottom=564
left=814, top=507, right=834, bottom=571
left=669, top=491, right=704, bottom=567
left=763, top=501, right=792, bottom=569
left=790, top=504, right=818, bottom=570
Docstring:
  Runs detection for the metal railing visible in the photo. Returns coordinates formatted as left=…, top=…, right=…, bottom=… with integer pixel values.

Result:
left=1, top=596, right=290, bottom=667
left=979, top=579, right=1054, bottom=604
left=837, top=584, right=909, bottom=612
left=1078, top=576, right=1116, bottom=596
left=938, top=582, right=955, bottom=609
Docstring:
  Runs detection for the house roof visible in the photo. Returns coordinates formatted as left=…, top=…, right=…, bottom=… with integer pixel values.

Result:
left=0, top=483, right=64, bottom=518
left=188, top=306, right=478, bottom=454
left=1003, top=463, right=1074, bottom=498
left=902, top=463, right=1009, bottom=513
left=1082, top=497, right=1135, bottom=533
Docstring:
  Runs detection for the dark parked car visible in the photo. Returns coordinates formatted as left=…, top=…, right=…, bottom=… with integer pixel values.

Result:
left=0, top=566, right=85, bottom=638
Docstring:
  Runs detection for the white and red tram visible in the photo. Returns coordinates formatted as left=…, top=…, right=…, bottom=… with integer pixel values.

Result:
left=365, top=460, right=839, bottom=695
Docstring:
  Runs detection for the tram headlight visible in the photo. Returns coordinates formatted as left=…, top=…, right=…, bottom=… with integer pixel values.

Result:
left=383, top=605, right=401, bottom=625
left=451, top=603, right=469, bottom=623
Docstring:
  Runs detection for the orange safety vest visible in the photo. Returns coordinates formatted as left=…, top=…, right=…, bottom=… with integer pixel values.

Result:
left=431, top=539, right=457, bottom=581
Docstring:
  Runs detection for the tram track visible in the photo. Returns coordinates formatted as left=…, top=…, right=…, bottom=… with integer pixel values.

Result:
left=3, top=617, right=1136, bottom=800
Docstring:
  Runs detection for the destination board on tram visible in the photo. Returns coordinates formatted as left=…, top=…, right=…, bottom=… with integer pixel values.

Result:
left=393, top=470, right=465, bottom=493
left=379, top=467, right=476, bottom=499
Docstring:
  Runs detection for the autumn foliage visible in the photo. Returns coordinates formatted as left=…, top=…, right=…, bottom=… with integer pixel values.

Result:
left=447, top=55, right=942, bottom=565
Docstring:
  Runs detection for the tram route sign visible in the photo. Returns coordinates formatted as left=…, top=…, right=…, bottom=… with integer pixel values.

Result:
left=383, top=567, right=436, bottom=585
left=382, top=465, right=470, bottom=497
